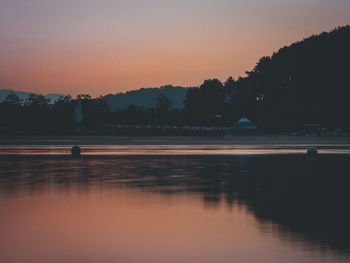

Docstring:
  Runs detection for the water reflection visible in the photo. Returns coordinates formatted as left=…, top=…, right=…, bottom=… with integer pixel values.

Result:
left=1, top=145, right=350, bottom=155
left=0, top=154, right=350, bottom=262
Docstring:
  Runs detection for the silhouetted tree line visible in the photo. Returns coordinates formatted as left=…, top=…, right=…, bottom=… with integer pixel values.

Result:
left=184, top=26, right=350, bottom=130
left=0, top=93, right=108, bottom=134
left=0, top=80, right=237, bottom=134
left=1, top=25, right=350, bottom=134
left=240, top=26, right=350, bottom=130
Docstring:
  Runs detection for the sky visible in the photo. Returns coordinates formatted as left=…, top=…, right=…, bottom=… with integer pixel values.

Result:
left=0, top=0, right=349, bottom=96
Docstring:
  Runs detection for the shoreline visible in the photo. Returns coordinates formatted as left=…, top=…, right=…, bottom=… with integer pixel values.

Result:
left=1, top=135, right=350, bottom=146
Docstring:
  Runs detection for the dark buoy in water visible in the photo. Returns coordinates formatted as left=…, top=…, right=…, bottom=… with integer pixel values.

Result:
left=307, top=146, right=318, bottom=158
left=71, top=145, right=81, bottom=157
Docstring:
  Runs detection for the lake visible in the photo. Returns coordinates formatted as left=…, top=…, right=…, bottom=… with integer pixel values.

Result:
left=0, top=146, right=349, bottom=263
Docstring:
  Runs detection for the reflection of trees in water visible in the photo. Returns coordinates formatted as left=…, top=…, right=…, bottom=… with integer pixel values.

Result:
left=250, top=156, right=350, bottom=255
left=0, top=155, right=350, bottom=254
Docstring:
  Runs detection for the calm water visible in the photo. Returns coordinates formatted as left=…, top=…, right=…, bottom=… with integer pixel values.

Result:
left=0, top=147, right=350, bottom=263
left=1, top=144, right=350, bottom=155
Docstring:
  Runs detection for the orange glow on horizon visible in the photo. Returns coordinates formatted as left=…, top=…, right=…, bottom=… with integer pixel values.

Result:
left=1, top=0, right=349, bottom=96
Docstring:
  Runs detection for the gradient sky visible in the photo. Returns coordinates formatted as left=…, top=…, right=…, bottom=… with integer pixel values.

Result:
left=0, top=0, right=349, bottom=96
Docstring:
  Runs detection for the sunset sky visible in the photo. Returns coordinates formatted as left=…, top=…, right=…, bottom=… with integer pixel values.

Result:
left=0, top=0, right=349, bottom=96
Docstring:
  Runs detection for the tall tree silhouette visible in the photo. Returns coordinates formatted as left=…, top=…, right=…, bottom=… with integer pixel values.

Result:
left=184, top=79, right=225, bottom=125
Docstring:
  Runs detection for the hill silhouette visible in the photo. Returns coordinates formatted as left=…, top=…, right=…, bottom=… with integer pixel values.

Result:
left=238, top=25, right=350, bottom=129
left=0, top=89, right=63, bottom=104
left=104, top=85, right=187, bottom=110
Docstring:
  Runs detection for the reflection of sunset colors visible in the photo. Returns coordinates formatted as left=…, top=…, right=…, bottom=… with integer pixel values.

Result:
left=1, top=155, right=350, bottom=262
left=0, top=190, right=259, bottom=263
left=1, top=0, right=350, bottom=96
left=0, top=188, right=343, bottom=263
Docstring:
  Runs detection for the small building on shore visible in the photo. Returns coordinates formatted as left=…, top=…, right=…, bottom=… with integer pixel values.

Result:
left=233, top=116, right=256, bottom=130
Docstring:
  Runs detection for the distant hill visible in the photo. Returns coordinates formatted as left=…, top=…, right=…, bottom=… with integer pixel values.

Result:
left=0, top=89, right=63, bottom=103
left=104, top=85, right=188, bottom=110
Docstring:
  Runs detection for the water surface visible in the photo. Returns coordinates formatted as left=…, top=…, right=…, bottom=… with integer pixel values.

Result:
left=0, top=149, right=349, bottom=263
left=1, top=144, right=350, bottom=155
